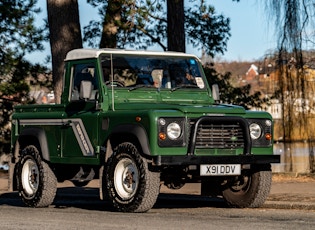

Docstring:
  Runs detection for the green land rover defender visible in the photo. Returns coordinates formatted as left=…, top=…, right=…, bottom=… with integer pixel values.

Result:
left=10, top=49, right=280, bottom=212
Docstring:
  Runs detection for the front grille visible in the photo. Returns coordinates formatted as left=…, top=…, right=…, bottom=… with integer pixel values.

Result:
left=194, top=123, right=244, bottom=149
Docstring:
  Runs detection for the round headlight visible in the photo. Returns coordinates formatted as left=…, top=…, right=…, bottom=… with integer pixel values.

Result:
left=167, top=122, right=181, bottom=140
left=249, top=123, right=262, bottom=139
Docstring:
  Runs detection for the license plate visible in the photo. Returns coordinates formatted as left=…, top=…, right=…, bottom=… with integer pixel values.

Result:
left=200, top=164, right=241, bottom=176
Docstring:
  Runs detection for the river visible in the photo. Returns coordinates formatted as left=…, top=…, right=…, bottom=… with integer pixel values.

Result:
left=273, top=142, right=315, bottom=173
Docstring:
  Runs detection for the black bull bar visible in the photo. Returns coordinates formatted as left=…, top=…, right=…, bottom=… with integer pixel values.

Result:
left=153, top=116, right=280, bottom=166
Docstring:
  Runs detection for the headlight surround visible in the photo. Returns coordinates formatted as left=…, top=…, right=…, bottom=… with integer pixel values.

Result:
left=158, top=117, right=185, bottom=147
left=249, top=123, right=262, bottom=139
left=167, top=122, right=182, bottom=140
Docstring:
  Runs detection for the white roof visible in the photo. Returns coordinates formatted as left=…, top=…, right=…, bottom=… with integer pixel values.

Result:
left=246, top=64, right=259, bottom=75
left=65, top=48, right=199, bottom=61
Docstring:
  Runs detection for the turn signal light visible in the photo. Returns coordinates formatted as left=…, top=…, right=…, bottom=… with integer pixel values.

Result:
left=265, top=133, right=272, bottom=140
left=159, top=132, right=167, bottom=140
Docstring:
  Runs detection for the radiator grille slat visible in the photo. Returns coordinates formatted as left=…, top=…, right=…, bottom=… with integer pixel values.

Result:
left=195, top=123, right=244, bottom=149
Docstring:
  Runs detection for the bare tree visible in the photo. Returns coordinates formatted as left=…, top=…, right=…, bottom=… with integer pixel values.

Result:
left=47, top=0, right=82, bottom=103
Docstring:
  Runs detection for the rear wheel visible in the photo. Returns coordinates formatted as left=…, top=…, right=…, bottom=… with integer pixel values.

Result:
left=105, top=142, right=160, bottom=212
left=17, top=145, right=57, bottom=207
left=222, top=164, right=272, bottom=208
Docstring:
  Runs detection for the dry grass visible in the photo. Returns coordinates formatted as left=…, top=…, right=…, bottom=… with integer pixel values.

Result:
left=272, top=173, right=315, bottom=182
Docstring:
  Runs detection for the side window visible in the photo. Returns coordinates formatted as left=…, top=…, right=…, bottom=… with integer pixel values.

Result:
left=71, top=63, right=98, bottom=101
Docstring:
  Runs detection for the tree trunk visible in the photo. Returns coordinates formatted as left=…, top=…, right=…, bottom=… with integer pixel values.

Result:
left=47, top=0, right=82, bottom=103
left=167, top=0, right=185, bottom=52
left=99, top=0, right=123, bottom=48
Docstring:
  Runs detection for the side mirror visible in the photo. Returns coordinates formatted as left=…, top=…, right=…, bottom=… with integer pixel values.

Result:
left=80, top=80, right=92, bottom=100
left=212, top=84, right=220, bottom=102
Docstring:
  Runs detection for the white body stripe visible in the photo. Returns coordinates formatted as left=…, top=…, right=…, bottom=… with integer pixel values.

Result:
left=18, top=118, right=94, bottom=156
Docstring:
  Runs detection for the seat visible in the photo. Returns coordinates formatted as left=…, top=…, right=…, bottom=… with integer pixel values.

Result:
left=72, top=72, right=96, bottom=100
left=151, top=69, right=163, bottom=88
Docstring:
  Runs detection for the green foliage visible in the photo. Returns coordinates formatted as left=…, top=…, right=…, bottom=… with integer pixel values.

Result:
left=185, top=4, right=230, bottom=57
left=84, top=0, right=230, bottom=56
left=204, top=64, right=268, bottom=110
left=0, top=0, right=44, bottom=66
left=0, top=57, right=31, bottom=147
left=0, top=0, right=46, bottom=150
left=84, top=0, right=166, bottom=49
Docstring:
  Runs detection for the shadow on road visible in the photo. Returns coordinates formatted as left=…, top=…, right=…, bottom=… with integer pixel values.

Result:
left=0, top=186, right=227, bottom=211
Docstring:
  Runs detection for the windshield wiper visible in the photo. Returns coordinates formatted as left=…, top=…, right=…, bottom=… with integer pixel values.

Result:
left=170, top=84, right=199, bottom=92
left=128, top=84, right=155, bottom=91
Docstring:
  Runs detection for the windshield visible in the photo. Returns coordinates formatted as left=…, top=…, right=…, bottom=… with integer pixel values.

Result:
left=100, top=54, right=205, bottom=90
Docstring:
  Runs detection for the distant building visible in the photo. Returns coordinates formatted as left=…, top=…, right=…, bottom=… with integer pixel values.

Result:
left=29, top=90, right=55, bottom=104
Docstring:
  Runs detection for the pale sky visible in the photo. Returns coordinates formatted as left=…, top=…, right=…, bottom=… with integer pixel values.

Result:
left=26, top=0, right=277, bottom=66
left=209, top=0, right=276, bottom=61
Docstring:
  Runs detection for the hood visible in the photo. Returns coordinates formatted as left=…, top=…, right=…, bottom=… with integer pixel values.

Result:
left=114, top=102, right=246, bottom=115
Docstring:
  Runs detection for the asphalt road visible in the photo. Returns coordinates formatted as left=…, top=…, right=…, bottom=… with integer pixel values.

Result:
left=1, top=186, right=314, bottom=230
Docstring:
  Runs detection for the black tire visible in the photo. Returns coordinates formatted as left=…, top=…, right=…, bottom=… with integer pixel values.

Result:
left=105, top=142, right=160, bottom=212
left=17, top=145, right=57, bottom=207
left=222, top=164, right=272, bottom=208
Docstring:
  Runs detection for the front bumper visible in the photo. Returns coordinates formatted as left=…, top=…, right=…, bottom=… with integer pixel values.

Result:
left=153, top=154, right=280, bottom=166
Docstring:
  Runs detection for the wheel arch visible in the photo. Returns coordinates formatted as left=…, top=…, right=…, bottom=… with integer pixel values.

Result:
left=15, top=127, right=50, bottom=162
left=10, top=128, right=50, bottom=192
left=107, top=124, right=151, bottom=160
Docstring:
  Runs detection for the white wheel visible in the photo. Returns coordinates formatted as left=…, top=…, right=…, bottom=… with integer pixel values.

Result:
left=105, top=142, right=160, bottom=212
left=17, top=145, right=57, bottom=207
left=114, top=158, right=139, bottom=199
left=21, top=159, right=39, bottom=196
